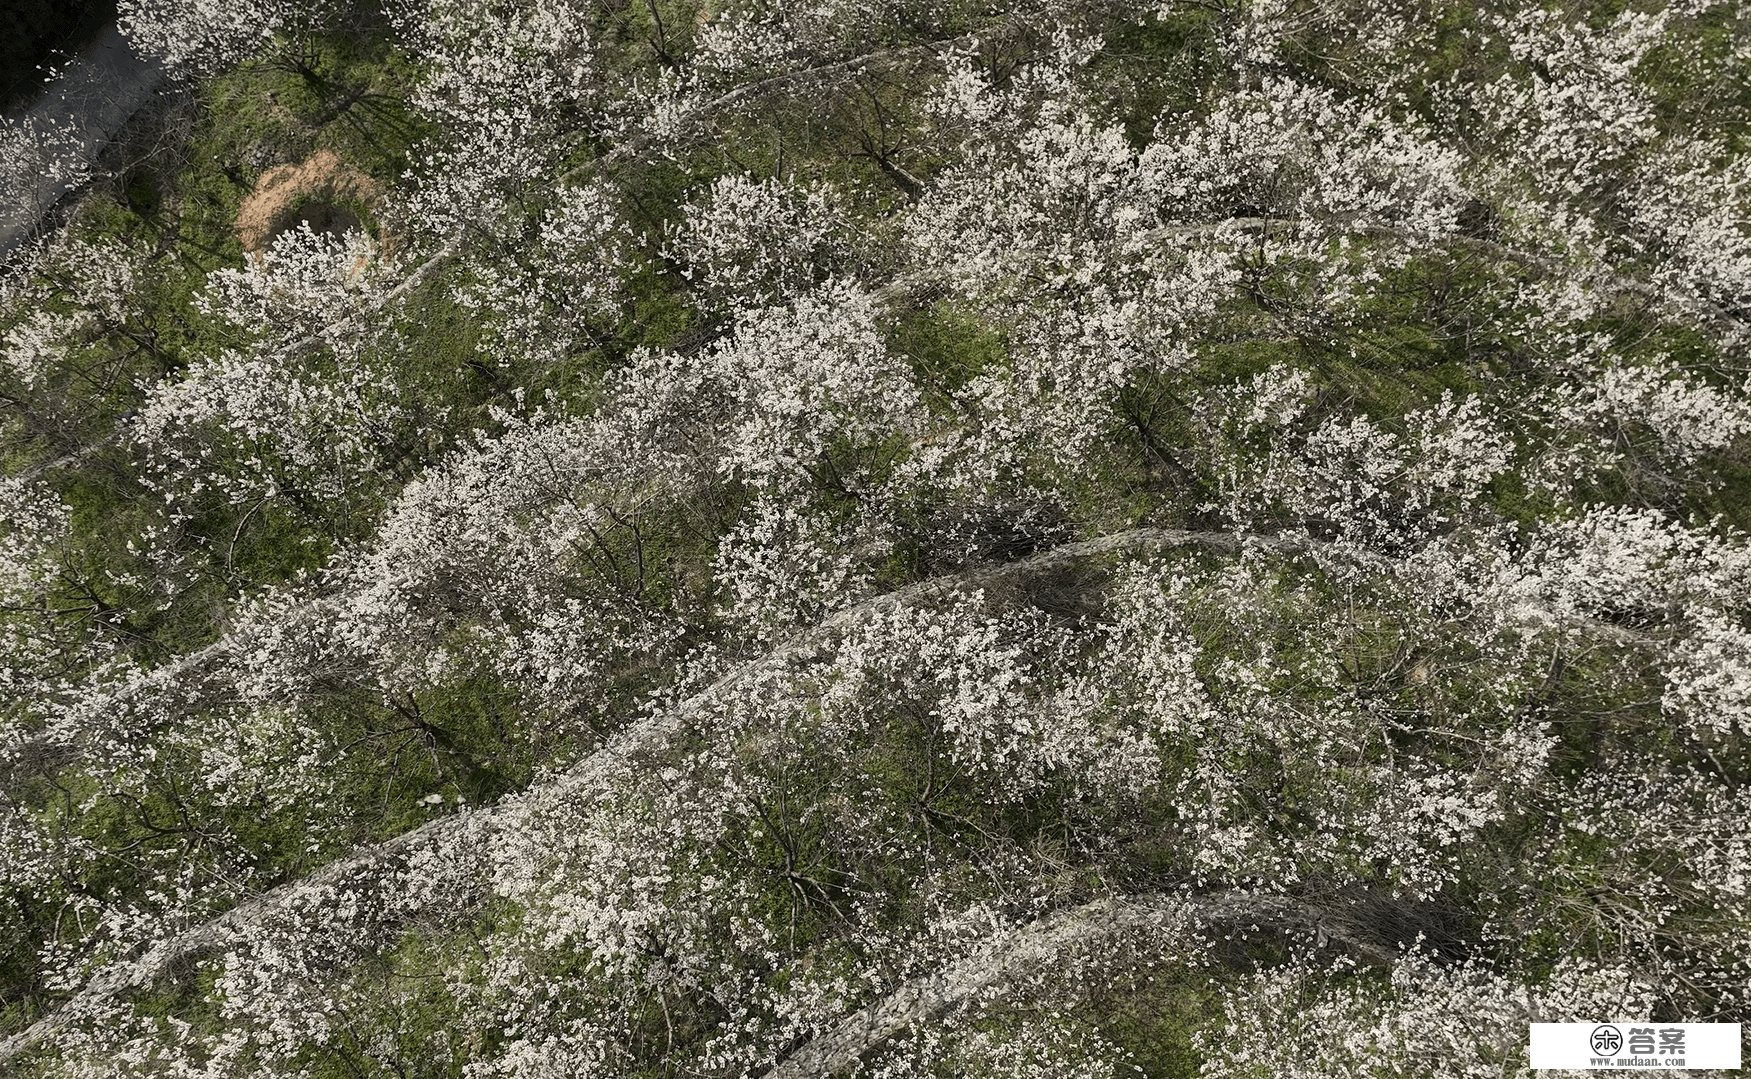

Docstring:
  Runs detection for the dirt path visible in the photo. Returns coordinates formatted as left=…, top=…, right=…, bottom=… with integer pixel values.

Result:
left=0, top=22, right=163, bottom=263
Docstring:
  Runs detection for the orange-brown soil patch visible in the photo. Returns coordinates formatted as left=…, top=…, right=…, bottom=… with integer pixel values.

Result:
left=234, top=149, right=382, bottom=255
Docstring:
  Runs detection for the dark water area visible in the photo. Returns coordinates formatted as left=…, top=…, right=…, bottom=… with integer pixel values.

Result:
left=1, top=0, right=118, bottom=112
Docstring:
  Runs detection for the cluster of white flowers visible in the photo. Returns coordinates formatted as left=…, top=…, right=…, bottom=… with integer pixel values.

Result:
left=1, top=236, right=146, bottom=389
left=115, top=224, right=412, bottom=510
left=129, top=342, right=404, bottom=504
left=0, top=475, right=69, bottom=603
left=668, top=173, right=850, bottom=312
left=1199, top=952, right=1661, bottom=1079
left=118, top=0, right=346, bottom=74
left=451, top=182, right=631, bottom=365
left=1481, top=8, right=1667, bottom=193
left=391, top=0, right=605, bottom=252
left=1145, top=77, right=1468, bottom=245
left=199, top=224, right=397, bottom=343
left=711, top=498, right=879, bottom=643
left=1572, top=360, right=1751, bottom=461
left=1204, top=382, right=1512, bottom=549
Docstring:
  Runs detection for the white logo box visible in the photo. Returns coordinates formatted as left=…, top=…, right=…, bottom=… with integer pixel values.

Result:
left=1530, top=1023, right=1741, bottom=1070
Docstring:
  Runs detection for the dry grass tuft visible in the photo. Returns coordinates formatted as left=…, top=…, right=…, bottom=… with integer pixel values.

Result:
left=234, top=149, right=381, bottom=255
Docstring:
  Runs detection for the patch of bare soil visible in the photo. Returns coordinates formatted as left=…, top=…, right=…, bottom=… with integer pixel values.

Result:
left=234, top=148, right=380, bottom=255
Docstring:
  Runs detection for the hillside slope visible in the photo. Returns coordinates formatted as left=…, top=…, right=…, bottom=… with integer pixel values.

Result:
left=1, top=0, right=1749, bottom=1075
